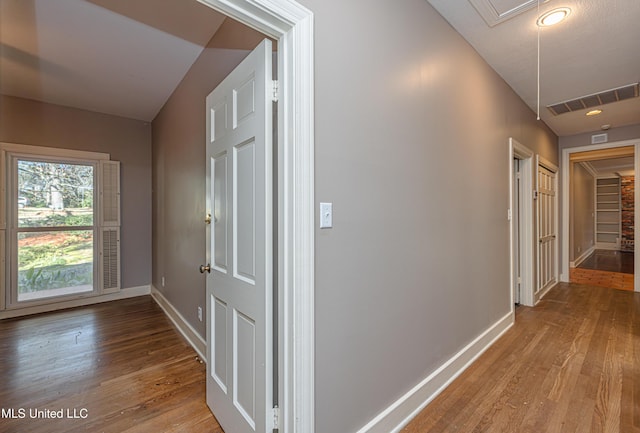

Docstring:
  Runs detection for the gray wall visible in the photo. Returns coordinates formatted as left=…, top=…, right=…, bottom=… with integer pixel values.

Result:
left=151, top=18, right=265, bottom=337
left=296, top=0, right=557, bottom=431
left=0, top=95, right=152, bottom=289
left=571, top=163, right=595, bottom=261
left=560, top=123, right=640, bottom=150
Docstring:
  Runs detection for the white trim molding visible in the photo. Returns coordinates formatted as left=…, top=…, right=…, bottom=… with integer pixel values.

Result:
left=509, top=138, right=535, bottom=307
left=579, top=161, right=598, bottom=178
left=151, top=286, right=206, bottom=361
left=537, top=154, right=559, bottom=173
left=0, top=285, right=150, bottom=320
left=1, top=144, right=121, bottom=310
left=0, top=141, right=110, bottom=161
left=356, top=312, right=514, bottom=433
left=561, top=139, right=640, bottom=293
left=195, top=1, right=315, bottom=431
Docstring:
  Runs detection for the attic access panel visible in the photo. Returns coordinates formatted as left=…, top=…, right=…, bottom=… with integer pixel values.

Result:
left=469, top=0, right=538, bottom=27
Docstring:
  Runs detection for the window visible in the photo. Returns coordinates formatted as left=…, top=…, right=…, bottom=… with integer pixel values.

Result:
left=16, top=158, right=96, bottom=301
left=0, top=143, right=120, bottom=309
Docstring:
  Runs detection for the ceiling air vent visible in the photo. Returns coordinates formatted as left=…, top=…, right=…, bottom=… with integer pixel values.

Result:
left=547, top=83, right=639, bottom=116
left=591, top=133, right=608, bottom=145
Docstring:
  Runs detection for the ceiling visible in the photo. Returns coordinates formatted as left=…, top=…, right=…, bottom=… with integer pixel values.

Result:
left=2, top=1, right=638, bottom=135
left=0, top=0, right=227, bottom=121
left=585, top=157, right=634, bottom=177
left=427, top=0, right=640, bottom=137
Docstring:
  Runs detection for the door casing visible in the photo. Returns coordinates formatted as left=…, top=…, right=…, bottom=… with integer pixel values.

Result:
left=509, top=138, right=535, bottom=307
left=560, top=139, right=640, bottom=293
left=195, top=1, right=315, bottom=432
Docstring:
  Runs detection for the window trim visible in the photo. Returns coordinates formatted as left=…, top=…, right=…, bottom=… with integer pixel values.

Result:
left=0, top=142, right=109, bottom=161
left=1, top=142, right=114, bottom=310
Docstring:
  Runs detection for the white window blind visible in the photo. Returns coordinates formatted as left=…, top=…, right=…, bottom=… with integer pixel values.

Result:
left=99, top=161, right=120, bottom=293
left=99, top=160, right=120, bottom=227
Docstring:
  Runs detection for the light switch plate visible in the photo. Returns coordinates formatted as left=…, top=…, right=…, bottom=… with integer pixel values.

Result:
left=320, top=202, right=332, bottom=228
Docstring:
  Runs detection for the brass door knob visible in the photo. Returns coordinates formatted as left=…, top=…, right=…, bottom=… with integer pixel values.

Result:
left=205, top=213, right=212, bottom=224
left=199, top=264, right=211, bottom=274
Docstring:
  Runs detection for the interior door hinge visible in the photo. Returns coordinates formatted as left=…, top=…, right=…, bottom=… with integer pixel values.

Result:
left=272, top=405, right=280, bottom=433
left=272, top=80, right=279, bottom=103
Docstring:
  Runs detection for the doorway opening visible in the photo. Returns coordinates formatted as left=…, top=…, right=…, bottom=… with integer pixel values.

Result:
left=1, top=0, right=315, bottom=431
left=197, top=2, right=314, bottom=433
left=567, top=146, right=635, bottom=291
left=562, top=139, right=640, bottom=293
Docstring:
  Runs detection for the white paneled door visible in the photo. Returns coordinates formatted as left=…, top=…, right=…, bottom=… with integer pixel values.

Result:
left=204, top=39, right=273, bottom=433
left=537, top=162, right=557, bottom=296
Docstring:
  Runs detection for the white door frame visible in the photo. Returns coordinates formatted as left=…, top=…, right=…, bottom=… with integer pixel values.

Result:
left=561, top=139, right=640, bottom=293
left=509, top=138, right=535, bottom=307
left=197, top=1, right=315, bottom=431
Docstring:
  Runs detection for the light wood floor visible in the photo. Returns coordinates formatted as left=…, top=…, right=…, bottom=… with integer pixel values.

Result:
left=570, top=267, right=635, bottom=292
left=0, top=296, right=223, bottom=433
left=2, top=283, right=639, bottom=433
left=403, top=282, right=640, bottom=433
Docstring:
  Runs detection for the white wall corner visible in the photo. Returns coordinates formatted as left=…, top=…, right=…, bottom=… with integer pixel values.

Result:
left=151, top=285, right=206, bottom=362
left=356, top=312, right=514, bottom=433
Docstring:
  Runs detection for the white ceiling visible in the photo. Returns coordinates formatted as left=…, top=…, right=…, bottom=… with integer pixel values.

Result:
left=0, top=0, right=226, bottom=121
left=427, top=0, right=640, bottom=137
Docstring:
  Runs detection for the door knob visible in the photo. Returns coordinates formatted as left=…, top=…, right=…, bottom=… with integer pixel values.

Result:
left=205, top=213, right=212, bottom=224
left=199, top=264, right=211, bottom=274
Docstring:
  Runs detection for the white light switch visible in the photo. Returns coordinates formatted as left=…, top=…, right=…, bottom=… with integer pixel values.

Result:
left=320, top=202, right=332, bottom=228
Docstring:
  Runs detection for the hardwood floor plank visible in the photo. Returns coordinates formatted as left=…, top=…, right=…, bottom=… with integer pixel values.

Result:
left=403, top=283, right=640, bottom=433
left=3, top=283, right=639, bottom=433
left=0, top=296, right=222, bottom=433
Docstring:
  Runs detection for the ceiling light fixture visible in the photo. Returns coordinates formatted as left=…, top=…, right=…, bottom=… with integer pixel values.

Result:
left=586, top=109, right=603, bottom=116
left=537, top=7, right=571, bottom=27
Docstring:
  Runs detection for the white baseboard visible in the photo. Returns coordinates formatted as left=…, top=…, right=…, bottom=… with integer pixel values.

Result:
left=570, top=246, right=595, bottom=268
left=356, top=311, right=514, bottom=433
left=151, top=285, right=206, bottom=362
left=0, top=285, right=151, bottom=320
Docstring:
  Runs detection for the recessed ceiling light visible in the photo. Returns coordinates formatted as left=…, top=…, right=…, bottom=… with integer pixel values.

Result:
left=537, top=8, right=571, bottom=27
left=586, top=109, right=603, bottom=116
